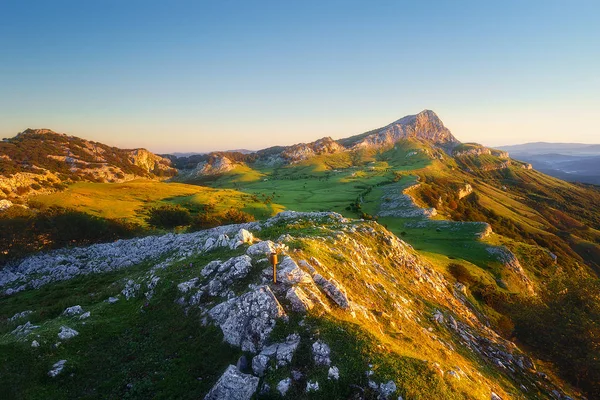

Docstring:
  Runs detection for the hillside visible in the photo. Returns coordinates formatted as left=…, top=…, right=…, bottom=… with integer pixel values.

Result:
left=0, top=212, right=583, bottom=399
left=2, top=111, right=600, bottom=399
left=0, top=129, right=177, bottom=201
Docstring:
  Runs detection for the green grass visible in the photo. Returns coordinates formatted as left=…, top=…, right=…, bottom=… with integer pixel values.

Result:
left=29, top=180, right=283, bottom=225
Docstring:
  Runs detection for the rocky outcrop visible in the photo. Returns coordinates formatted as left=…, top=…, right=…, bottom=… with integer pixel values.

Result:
left=194, top=156, right=237, bottom=176
left=128, top=149, right=176, bottom=175
left=204, top=365, right=259, bottom=400
left=281, top=137, right=344, bottom=163
left=350, top=110, right=458, bottom=150
left=487, top=246, right=535, bottom=294
left=457, top=184, right=473, bottom=199
left=208, top=286, right=286, bottom=352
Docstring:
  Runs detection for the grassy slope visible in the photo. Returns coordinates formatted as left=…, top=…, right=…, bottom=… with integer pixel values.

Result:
left=1, top=217, right=562, bottom=400
left=30, top=180, right=283, bottom=225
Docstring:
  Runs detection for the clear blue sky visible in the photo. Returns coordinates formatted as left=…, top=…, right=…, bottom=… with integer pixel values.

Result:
left=1, top=0, right=599, bottom=152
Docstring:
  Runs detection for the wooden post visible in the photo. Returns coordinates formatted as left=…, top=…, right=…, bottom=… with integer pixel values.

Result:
left=269, top=252, right=278, bottom=283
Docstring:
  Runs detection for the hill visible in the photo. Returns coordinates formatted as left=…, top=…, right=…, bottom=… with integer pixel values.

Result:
left=0, top=129, right=177, bottom=201
left=1, top=111, right=600, bottom=399
left=0, top=212, right=585, bottom=399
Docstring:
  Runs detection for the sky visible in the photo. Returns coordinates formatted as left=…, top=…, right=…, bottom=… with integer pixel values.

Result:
left=1, top=0, right=599, bottom=153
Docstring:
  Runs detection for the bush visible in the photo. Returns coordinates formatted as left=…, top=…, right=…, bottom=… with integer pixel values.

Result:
left=447, top=263, right=476, bottom=285
left=146, top=205, right=192, bottom=229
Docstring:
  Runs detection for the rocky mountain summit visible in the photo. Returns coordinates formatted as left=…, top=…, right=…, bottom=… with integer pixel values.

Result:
left=0, top=128, right=177, bottom=199
left=0, top=211, right=580, bottom=399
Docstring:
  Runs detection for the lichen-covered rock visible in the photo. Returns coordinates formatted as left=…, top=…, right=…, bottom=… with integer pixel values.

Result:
left=11, top=321, right=39, bottom=337
left=328, top=366, right=340, bottom=380
left=286, top=286, right=314, bottom=312
left=312, top=340, right=331, bottom=366
left=58, top=326, right=79, bottom=340
left=313, top=274, right=350, bottom=309
left=275, top=333, right=301, bottom=366
left=122, top=279, right=140, bottom=300
left=48, top=360, right=67, bottom=377
left=277, top=378, right=292, bottom=396
left=204, top=365, right=259, bottom=400
left=8, top=310, right=33, bottom=322
left=252, top=354, right=269, bottom=377
left=208, top=286, right=286, bottom=352
left=62, top=305, right=84, bottom=316
left=277, top=257, right=313, bottom=285
left=306, top=380, right=320, bottom=392
left=246, top=240, right=277, bottom=257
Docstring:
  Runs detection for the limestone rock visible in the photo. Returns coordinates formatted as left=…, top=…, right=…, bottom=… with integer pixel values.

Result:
left=31, top=340, right=40, bottom=348
left=286, top=286, right=314, bottom=312
left=208, top=286, right=286, bottom=352
left=58, top=326, right=79, bottom=340
left=313, top=274, right=350, bottom=309
left=62, top=305, right=84, bottom=316
left=11, top=321, right=40, bottom=337
left=277, top=257, right=313, bottom=285
left=379, top=380, right=397, bottom=399
left=277, top=378, right=292, bottom=396
left=328, top=366, right=340, bottom=380
left=252, top=354, right=269, bottom=377
left=306, top=380, right=320, bottom=392
left=203, top=365, right=259, bottom=400
left=312, top=340, right=331, bottom=366
left=8, top=310, right=33, bottom=322
left=48, top=360, right=67, bottom=378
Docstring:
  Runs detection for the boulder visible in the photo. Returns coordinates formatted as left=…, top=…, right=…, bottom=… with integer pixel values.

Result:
left=62, top=305, right=84, bottom=316
left=48, top=360, right=67, bottom=378
left=277, top=378, right=292, bottom=396
left=251, top=354, right=269, bottom=377
left=208, top=286, right=286, bottom=352
left=328, top=366, right=340, bottom=380
left=277, top=257, right=313, bottom=285
left=313, top=274, right=350, bottom=309
left=204, top=365, right=259, bottom=400
left=312, top=340, right=331, bottom=366
left=58, top=326, right=79, bottom=340
left=286, top=287, right=314, bottom=312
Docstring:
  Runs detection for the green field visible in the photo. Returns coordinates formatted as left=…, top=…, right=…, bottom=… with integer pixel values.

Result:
left=30, top=180, right=284, bottom=225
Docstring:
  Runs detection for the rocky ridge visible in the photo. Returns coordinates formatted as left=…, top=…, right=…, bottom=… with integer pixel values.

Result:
left=0, top=129, right=177, bottom=199
left=0, top=211, right=577, bottom=399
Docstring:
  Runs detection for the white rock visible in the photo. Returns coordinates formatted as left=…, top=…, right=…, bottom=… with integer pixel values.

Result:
left=79, top=311, right=91, bottom=320
left=306, top=380, right=319, bottom=392
left=380, top=380, right=397, bottom=398
left=8, top=310, right=33, bottom=322
left=11, top=321, right=40, bottom=337
left=58, top=326, right=79, bottom=340
left=204, top=364, right=259, bottom=400
left=286, top=286, right=314, bottom=313
left=277, top=378, right=292, bottom=396
left=107, top=296, right=119, bottom=304
left=328, top=366, right=340, bottom=380
left=312, top=340, right=331, bottom=366
left=62, top=305, right=84, bottom=316
left=48, top=360, right=67, bottom=377
left=252, top=354, right=269, bottom=377
left=31, top=340, right=40, bottom=347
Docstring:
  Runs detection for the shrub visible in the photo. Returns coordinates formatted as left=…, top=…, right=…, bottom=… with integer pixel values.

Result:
left=447, top=263, right=476, bottom=285
left=146, top=204, right=192, bottom=229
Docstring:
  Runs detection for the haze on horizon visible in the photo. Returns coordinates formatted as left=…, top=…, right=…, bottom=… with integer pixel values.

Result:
left=1, top=0, right=599, bottom=154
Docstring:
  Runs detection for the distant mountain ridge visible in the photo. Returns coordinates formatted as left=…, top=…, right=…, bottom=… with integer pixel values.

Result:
left=0, top=128, right=177, bottom=199
left=174, top=110, right=466, bottom=178
left=498, top=142, right=600, bottom=185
